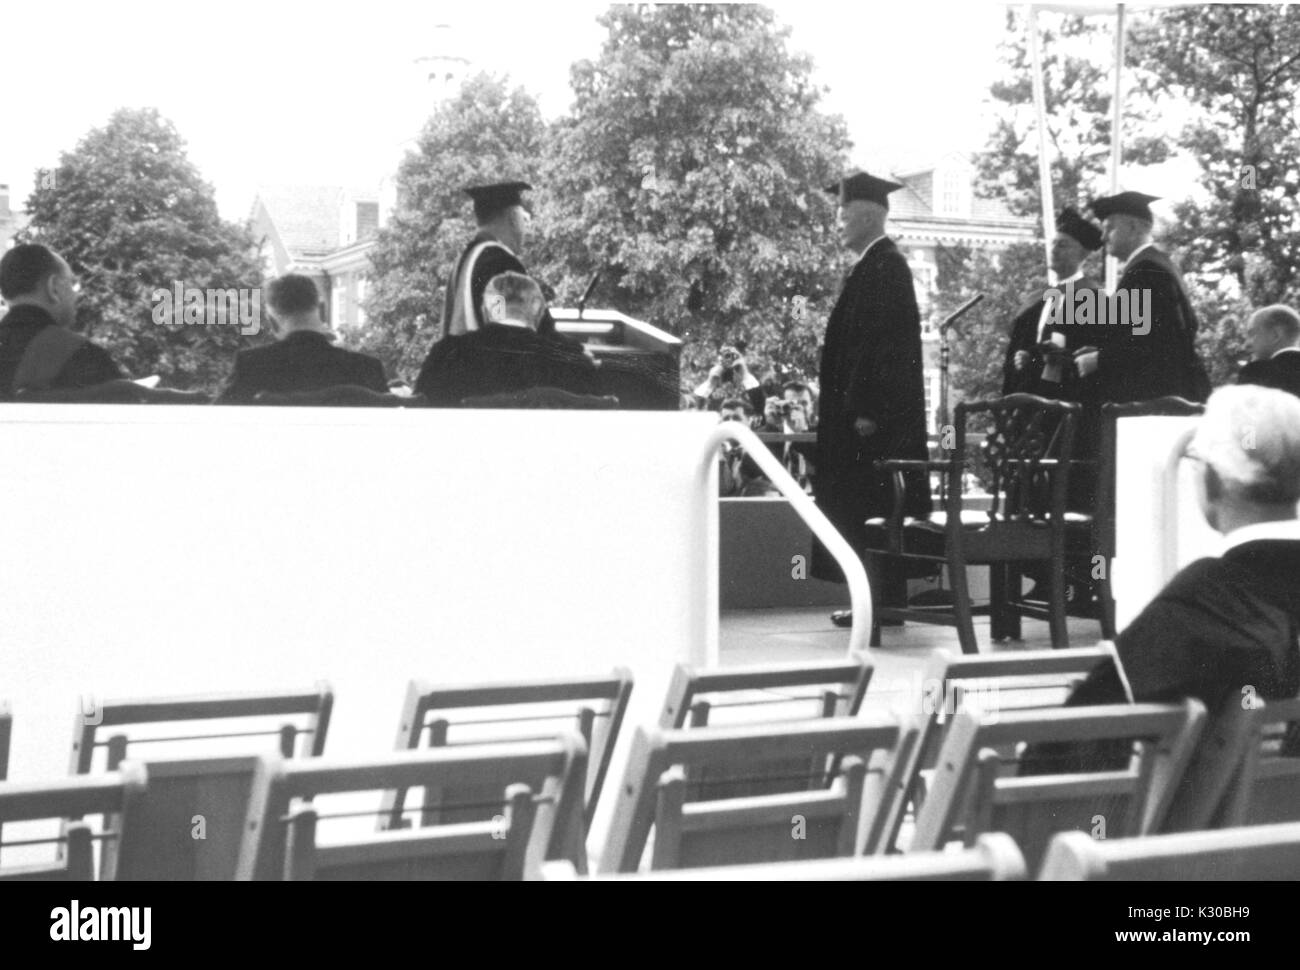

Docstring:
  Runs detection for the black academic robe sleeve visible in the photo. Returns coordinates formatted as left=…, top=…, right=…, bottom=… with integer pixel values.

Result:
left=361, top=354, right=388, bottom=393
left=414, top=338, right=468, bottom=406
left=57, top=343, right=125, bottom=389
left=1002, top=301, right=1044, bottom=397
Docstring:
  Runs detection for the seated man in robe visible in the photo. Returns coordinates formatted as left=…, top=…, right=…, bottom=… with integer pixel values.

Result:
left=1023, top=385, right=1300, bottom=772
left=218, top=274, right=387, bottom=404
left=415, top=271, right=600, bottom=406
left=0, top=243, right=124, bottom=399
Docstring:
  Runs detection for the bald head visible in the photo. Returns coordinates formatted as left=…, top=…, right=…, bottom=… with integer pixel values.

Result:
left=1247, top=304, right=1300, bottom=361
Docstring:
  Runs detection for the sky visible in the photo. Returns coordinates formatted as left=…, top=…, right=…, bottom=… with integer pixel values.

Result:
left=1, top=1, right=1196, bottom=223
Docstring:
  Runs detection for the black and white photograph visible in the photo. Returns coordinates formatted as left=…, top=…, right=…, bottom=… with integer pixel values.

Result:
left=0, top=0, right=1296, bottom=936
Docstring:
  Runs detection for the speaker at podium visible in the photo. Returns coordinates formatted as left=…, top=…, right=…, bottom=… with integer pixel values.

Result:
left=551, top=307, right=682, bottom=410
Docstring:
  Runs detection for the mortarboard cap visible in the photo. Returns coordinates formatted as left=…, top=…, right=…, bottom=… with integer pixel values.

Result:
left=824, top=171, right=903, bottom=208
left=1089, top=191, right=1159, bottom=224
left=1055, top=206, right=1103, bottom=251
left=465, top=181, right=533, bottom=221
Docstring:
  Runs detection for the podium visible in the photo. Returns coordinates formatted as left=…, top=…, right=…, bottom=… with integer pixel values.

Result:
left=551, top=307, right=682, bottom=409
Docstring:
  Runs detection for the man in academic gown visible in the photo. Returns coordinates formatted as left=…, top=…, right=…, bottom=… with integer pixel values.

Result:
left=439, top=181, right=558, bottom=338
left=0, top=243, right=123, bottom=399
left=416, top=270, right=599, bottom=406
left=810, top=172, right=931, bottom=624
left=217, top=274, right=387, bottom=403
left=1022, top=385, right=1300, bottom=774
left=1001, top=207, right=1104, bottom=400
left=1073, top=191, right=1210, bottom=405
left=1237, top=304, right=1300, bottom=399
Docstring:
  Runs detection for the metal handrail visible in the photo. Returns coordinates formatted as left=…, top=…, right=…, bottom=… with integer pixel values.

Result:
left=704, top=422, right=872, bottom=658
left=1161, top=427, right=1198, bottom=583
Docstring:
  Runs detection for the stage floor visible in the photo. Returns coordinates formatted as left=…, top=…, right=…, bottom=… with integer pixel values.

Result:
left=720, top=608, right=1105, bottom=709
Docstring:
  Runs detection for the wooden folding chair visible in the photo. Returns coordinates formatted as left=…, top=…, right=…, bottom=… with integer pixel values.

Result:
left=1162, top=697, right=1300, bottom=831
left=545, top=832, right=1027, bottom=881
left=658, top=657, right=872, bottom=729
left=600, top=717, right=903, bottom=874
left=68, top=684, right=333, bottom=875
left=910, top=699, right=1206, bottom=871
left=1041, top=823, right=1300, bottom=880
left=237, top=736, right=586, bottom=881
left=0, top=768, right=146, bottom=880
left=377, top=669, right=632, bottom=863
left=871, top=647, right=1118, bottom=854
left=109, top=755, right=264, bottom=880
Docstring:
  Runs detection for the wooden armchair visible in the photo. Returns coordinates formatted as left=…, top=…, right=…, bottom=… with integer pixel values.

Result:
left=863, top=394, right=1082, bottom=654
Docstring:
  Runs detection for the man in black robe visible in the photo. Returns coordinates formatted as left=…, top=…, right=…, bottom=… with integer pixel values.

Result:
left=416, top=271, right=599, bottom=406
left=1023, top=385, right=1300, bottom=773
left=811, top=172, right=931, bottom=625
left=1237, top=304, right=1300, bottom=399
left=1073, top=192, right=1210, bottom=405
left=1001, top=207, right=1104, bottom=399
left=217, top=274, right=387, bottom=403
left=0, top=243, right=123, bottom=399
left=439, top=181, right=558, bottom=338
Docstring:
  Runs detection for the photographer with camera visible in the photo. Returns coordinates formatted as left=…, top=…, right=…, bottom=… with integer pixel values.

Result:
left=693, top=345, right=765, bottom=417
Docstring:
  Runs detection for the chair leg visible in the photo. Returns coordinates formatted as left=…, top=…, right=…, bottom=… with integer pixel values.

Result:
left=1098, top=558, right=1117, bottom=640
left=989, top=563, right=1021, bottom=641
left=1047, top=554, right=1070, bottom=649
left=950, top=561, right=979, bottom=655
left=866, top=554, right=883, bottom=647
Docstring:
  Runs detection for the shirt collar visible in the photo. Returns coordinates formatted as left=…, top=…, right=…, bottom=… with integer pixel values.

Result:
left=1057, top=270, right=1084, bottom=286
left=856, top=235, right=888, bottom=264
left=1221, top=519, right=1300, bottom=554
left=1124, top=242, right=1157, bottom=268
left=1272, top=346, right=1300, bottom=358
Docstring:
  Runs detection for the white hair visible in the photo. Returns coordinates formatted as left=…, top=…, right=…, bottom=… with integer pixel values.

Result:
left=1191, top=385, right=1300, bottom=505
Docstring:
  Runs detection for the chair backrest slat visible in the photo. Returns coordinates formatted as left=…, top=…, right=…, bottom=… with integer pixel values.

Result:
left=546, top=833, right=1027, bottom=881
left=1041, top=823, right=1300, bottom=880
left=238, top=736, right=585, bottom=881
left=600, top=717, right=902, bottom=874
left=378, top=669, right=632, bottom=863
left=910, top=700, right=1206, bottom=871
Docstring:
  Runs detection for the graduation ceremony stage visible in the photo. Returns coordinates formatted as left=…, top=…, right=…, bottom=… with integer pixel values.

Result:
left=0, top=403, right=872, bottom=854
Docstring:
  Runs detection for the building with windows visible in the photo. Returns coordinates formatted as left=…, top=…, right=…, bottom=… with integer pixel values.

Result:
left=888, top=155, right=1039, bottom=430
left=249, top=182, right=395, bottom=331
left=0, top=184, right=27, bottom=254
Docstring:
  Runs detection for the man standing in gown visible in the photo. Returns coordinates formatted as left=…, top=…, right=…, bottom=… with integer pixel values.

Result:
left=811, top=172, right=931, bottom=628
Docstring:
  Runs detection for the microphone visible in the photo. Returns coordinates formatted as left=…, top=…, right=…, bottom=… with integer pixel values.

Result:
left=940, top=293, right=984, bottom=332
left=577, top=270, right=602, bottom=320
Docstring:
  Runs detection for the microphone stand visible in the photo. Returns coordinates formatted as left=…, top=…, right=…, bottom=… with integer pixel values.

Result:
left=935, top=294, right=985, bottom=508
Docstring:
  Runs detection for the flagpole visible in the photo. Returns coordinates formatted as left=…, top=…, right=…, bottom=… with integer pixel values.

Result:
left=1107, top=3, right=1126, bottom=291
left=1028, top=4, right=1056, bottom=284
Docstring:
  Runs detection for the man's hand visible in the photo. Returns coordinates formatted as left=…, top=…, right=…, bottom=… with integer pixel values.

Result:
left=854, top=416, right=877, bottom=437
left=1074, top=347, right=1100, bottom=377
left=1012, top=350, right=1031, bottom=372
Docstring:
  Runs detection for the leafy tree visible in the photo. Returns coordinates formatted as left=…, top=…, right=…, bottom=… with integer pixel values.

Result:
left=19, top=108, right=262, bottom=393
left=358, top=73, right=548, bottom=380
left=932, top=240, right=1059, bottom=410
left=531, top=3, right=851, bottom=384
left=1131, top=5, right=1300, bottom=305
left=974, top=8, right=1169, bottom=220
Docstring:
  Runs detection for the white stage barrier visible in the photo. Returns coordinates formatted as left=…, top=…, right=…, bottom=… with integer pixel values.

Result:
left=0, top=405, right=870, bottom=858
left=1113, top=415, right=1219, bottom=630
